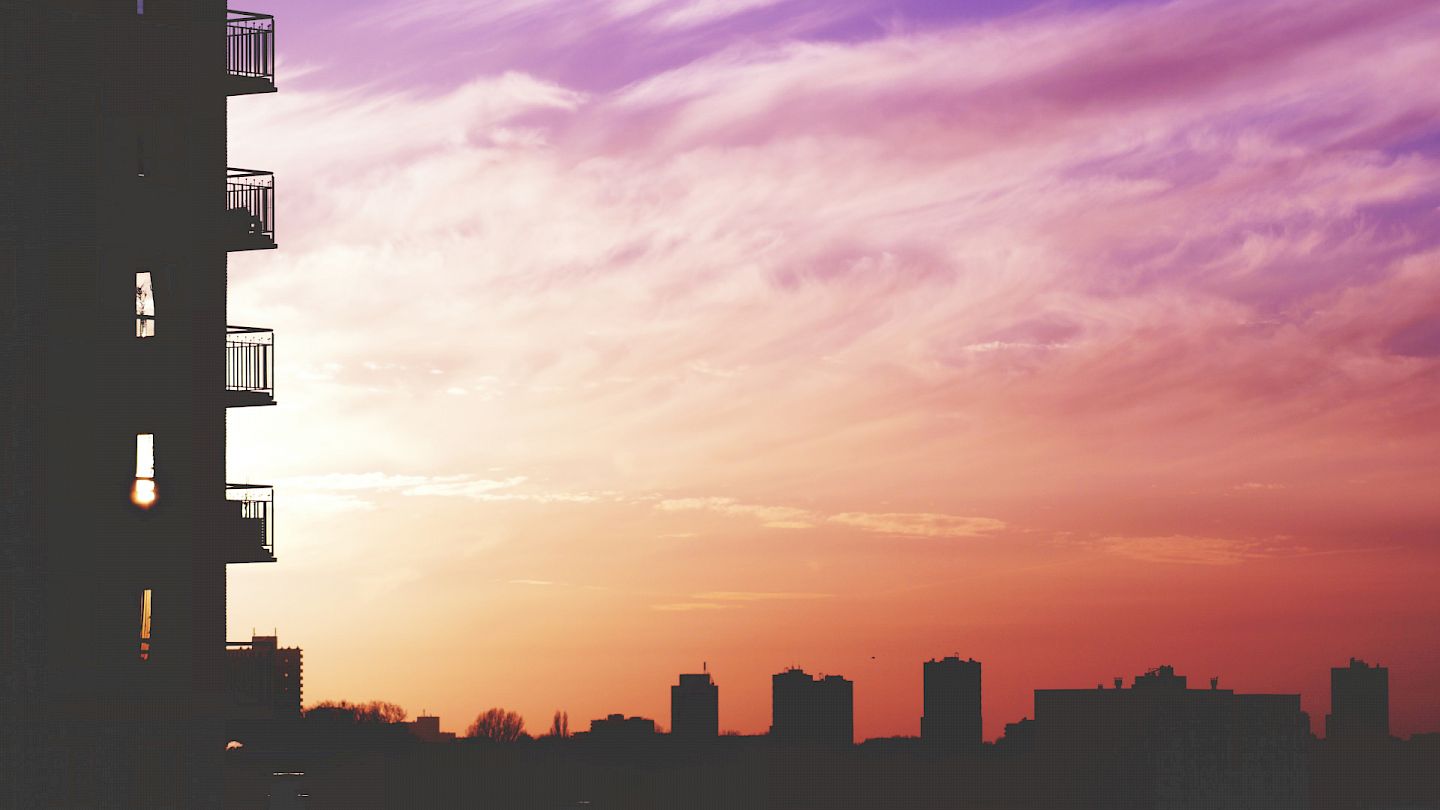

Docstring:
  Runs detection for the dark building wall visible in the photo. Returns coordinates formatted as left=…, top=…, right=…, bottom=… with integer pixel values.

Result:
left=771, top=669, right=853, bottom=748
left=817, top=675, right=854, bottom=748
left=772, top=668, right=816, bottom=744
left=672, top=673, right=719, bottom=741
left=922, top=656, right=982, bottom=753
left=1326, top=658, right=1389, bottom=742
left=1031, top=668, right=1308, bottom=810
left=2, top=2, right=237, bottom=807
left=226, top=635, right=304, bottom=723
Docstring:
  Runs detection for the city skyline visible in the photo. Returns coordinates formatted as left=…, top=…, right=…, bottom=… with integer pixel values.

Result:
left=222, top=0, right=1440, bottom=744
left=280, top=653, right=1421, bottom=747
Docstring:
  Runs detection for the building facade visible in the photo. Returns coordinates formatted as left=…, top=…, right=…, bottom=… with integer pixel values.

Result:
left=770, top=668, right=854, bottom=747
left=225, top=633, right=302, bottom=723
left=1326, top=657, right=1389, bottom=742
left=671, top=671, right=719, bottom=742
left=921, top=655, right=982, bottom=754
left=1030, top=666, right=1310, bottom=810
left=1, top=3, right=278, bottom=807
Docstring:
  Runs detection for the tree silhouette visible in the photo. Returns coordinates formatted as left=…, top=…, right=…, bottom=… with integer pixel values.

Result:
left=467, top=708, right=527, bottom=742
left=304, top=700, right=408, bottom=724
left=546, top=710, right=570, bottom=738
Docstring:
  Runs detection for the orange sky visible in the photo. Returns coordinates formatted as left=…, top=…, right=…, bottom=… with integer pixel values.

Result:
left=227, top=0, right=1440, bottom=741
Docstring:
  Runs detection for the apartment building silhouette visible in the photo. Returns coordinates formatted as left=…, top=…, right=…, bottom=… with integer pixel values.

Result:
left=2, top=3, right=279, bottom=807
left=771, top=668, right=854, bottom=747
left=921, top=655, right=983, bottom=754
left=671, top=671, right=720, bottom=742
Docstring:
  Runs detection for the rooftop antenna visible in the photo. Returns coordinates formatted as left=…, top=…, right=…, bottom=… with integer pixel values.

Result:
left=703, top=661, right=707, bottom=673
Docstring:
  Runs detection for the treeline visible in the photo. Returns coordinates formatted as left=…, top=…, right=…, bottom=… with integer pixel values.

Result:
left=302, top=702, right=572, bottom=742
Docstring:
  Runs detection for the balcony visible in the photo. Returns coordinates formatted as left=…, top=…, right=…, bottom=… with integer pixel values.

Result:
left=226, top=326, right=274, bottom=407
left=224, top=485, right=275, bottom=563
left=227, top=10, right=276, bottom=96
left=226, top=168, right=275, bottom=251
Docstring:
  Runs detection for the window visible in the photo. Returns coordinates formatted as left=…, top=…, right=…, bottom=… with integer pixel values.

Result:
left=135, top=272, right=155, bottom=337
left=132, top=433, right=156, bottom=508
left=137, top=0, right=144, bottom=14
left=139, top=589, right=153, bottom=661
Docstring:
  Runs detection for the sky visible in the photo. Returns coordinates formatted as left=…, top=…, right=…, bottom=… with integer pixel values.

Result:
left=226, top=0, right=1440, bottom=742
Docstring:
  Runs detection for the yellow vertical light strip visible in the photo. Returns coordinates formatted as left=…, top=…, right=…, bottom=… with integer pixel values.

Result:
left=139, top=589, right=153, bottom=661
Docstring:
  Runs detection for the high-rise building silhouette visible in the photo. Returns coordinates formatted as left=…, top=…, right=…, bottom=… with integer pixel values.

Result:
left=922, top=655, right=982, bottom=753
left=671, top=671, right=719, bottom=741
left=1326, top=657, right=1389, bottom=742
left=1031, top=665, right=1309, bottom=809
left=225, top=633, right=302, bottom=723
left=770, top=668, right=854, bottom=747
left=1, top=4, right=278, bottom=806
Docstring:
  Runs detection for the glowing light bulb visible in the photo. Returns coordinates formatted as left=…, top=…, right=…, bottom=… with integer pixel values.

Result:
left=132, top=478, right=157, bottom=508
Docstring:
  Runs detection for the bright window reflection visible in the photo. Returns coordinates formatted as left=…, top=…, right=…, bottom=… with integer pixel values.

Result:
left=132, top=434, right=156, bottom=508
left=135, top=272, right=155, bottom=338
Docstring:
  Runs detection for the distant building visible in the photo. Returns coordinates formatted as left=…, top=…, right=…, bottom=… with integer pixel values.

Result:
left=671, top=672, right=719, bottom=741
left=1326, top=658, right=1389, bottom=742
left=1031, top=665, right=1309, bottom=809
left=921, top=656, right=982, bottom=753
left=770, top=668, right=854, bottom=747
left=587, top=714, right=657, bottom=740
left=225, top=634, right=302, bottom=722
left=408, top=715, right=457, bottom=743
left=996, top=717, right=1036, bottom=754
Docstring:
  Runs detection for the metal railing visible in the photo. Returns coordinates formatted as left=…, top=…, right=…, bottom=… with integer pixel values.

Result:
left=227, top=326, right=274, bottom=402
left=226, top=484, right=274, bottom=560
left=226, top=168, right=275, bottom=249
left=227, top=10, right=275, bottom=88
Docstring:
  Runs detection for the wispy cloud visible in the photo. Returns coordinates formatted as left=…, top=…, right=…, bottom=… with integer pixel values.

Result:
left=651, top=602, right=732, bottom=612
left=1098, top=535, right=1271, bottom=566
left=656, top=497, right=815, bottom=528
left=232, top=0, right=1440, bottom=739
left=829, top=513, right=1007, bottom=538
left=691, top=591, right=831, bottom=601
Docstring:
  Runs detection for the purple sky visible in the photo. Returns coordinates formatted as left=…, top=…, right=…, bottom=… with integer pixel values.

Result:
left=227, top=0, right=1440, bottom=740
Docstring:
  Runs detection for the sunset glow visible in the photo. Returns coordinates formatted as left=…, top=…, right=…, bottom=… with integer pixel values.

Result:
left=225, top=0, right=1440, bottom=742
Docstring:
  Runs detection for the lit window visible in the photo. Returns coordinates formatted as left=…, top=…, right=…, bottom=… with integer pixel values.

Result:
left=132, top=434, right=156, bottom=508
left=139, top=589, right=153, bottom=661
left=135, top=272, right=155, bottom=337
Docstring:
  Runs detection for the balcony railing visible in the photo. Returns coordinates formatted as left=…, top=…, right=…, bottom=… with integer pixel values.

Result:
left=226, top=168, right=275, bottom=251
left=227, top=10, right=276, bottom=96
left=225, top=484, right=274, bottom=563
left=226, top=326, right=274, bottom=407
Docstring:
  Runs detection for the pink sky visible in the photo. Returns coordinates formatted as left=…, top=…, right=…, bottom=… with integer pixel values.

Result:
left=226, top=0, right=1440, bottom=741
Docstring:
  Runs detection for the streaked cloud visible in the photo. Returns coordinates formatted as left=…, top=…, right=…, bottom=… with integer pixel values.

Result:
left=650, top=602, right=732, bottom=612
left=229, top=0, right=1440, bottom=743
left=656, top=498, right=815, bottom=529
left=829, top=513, right=1007, bottom=538
left=691, top=591, right=831, bottom=601
left=1099, top=535, right=1269, bottom=566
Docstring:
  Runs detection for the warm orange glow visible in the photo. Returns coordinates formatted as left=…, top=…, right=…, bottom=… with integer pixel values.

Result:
left=132, top=478, right=157, bottom=508
left=139, top=589, right=153, bottom=661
